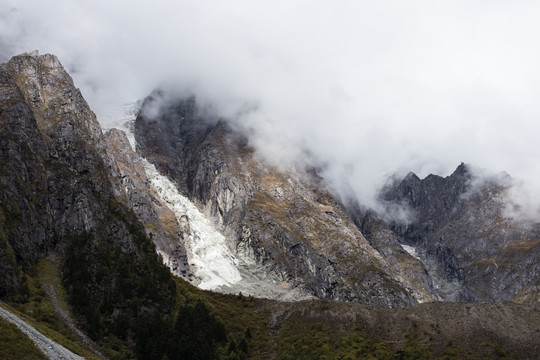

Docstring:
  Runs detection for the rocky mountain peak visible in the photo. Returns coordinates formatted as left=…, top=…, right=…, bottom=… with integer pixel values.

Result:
left=402, top=171, right=421, bottom=183
left=452, top=161, right=468, bottom=176
left=0, top=53, right=181, bottom=357
left=3, top=52, right=102, bottom=145
left=378, top=162, right=539, bottom=302
left=382, top=163, right=473, bottom=229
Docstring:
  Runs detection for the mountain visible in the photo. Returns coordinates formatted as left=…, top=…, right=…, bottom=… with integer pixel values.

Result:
left=0, top=51, right=179, bottom=357
left=372, top=164, right=540, bottom=302
left=135, top=92, right=430, bottom=306
left=1, top=52, right=539, bottom=359
left=134, top=90, right=539, bottom=306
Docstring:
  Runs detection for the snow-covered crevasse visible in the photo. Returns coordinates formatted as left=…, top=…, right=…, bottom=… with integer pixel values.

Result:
left=142, top=159, right=242, bottom=290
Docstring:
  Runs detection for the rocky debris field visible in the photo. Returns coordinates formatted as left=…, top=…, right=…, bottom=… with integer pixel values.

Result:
left=0, top=304, right=84, bottom=360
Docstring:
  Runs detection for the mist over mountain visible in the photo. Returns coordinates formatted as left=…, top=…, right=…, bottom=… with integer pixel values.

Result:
left=2, top=2, right=540, bottom=358
left=3, top=0, right=540, bottom=214
left=0, top=48, right=538, bottom=358
left=133, top=88, right=539, bottom=304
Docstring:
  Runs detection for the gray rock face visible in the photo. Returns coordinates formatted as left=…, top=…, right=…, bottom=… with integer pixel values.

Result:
left=0, top=52, right=116, bottom=296
left=378, top=163, right=540, bottom=302
left=135, top=92, right=418, bottom=306
left=0, top=53, right=110, bottom=241
left=0, top=58, right=50, bottom=295
left=0, top=53, right=177, bottom=303
left=353, top=209, right=436, bottom=303
left=100, top=128, right=191, bottom=278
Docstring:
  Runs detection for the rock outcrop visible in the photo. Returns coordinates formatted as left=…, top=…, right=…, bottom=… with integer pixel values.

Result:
left=0, top=51, right=110, bottom=295
left=352, top=209, right=436, bottom=303
left=0, top=51, right=139, bottom=266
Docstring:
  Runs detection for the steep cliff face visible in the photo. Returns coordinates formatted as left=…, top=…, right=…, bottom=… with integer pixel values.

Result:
left=0, top=52, right=176, bottom=350
left=0, top=55, right=51, bottom=295
left=352, top=209, right=436, bottom=303
left=0, top=52, right=109, bottom=296
left=0, top=51, right=191, bottom=281
left=135, top=92, right=419, bottom=306
left=0, top=51, right=132, bottom=256
left=377, top=164, right=540, bottom=302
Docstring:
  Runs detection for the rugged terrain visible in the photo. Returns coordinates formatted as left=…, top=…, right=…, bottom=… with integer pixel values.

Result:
left=0, top=52, right=539, bottom=359
left=134, top=90, right=539, bottom=306
left=0, top=52, right=177, bottom=357
left=372, top=164, right=540, bottom=302
left=135, top=92, right=433, bottom=306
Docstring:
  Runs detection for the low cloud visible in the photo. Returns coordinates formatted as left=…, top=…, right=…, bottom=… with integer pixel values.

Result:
left=503, top=179, right=540, bottom=222
left=2, top=0, right=540, bottom=215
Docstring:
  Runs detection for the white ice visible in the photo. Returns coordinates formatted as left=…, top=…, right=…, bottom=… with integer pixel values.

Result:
left=142, top=159, right=242, bottom=290
left=401, top=244, right=420, bottom=260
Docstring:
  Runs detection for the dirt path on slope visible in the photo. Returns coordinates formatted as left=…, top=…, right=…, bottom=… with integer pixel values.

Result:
left=0, top=304, right=85, bottom=360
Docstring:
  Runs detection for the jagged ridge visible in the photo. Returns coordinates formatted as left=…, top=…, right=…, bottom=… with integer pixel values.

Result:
left=375, top=164, right=540, bottom=302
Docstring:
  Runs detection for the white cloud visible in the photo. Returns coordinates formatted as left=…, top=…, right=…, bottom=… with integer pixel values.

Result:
left=2, top=0, right=540, bottom=211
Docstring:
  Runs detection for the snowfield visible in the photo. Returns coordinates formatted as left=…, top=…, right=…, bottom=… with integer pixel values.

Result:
left=401, top=244, right=420, bottom=260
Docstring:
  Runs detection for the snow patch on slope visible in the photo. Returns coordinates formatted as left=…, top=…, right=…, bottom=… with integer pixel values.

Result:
left=401, top=244, right=420, bottom=260
left=143, top=159, right=311, bottom=300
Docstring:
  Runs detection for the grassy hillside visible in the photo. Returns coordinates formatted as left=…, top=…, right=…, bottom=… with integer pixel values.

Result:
left=175, top=277, right=536, bottom=360
left=0, top=316, right=48, bottom=360
left=4, top=255, right=538, bottom=360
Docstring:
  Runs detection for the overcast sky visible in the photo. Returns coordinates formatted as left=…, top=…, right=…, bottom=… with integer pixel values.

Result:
left=2, top=0, right=540, bottom=210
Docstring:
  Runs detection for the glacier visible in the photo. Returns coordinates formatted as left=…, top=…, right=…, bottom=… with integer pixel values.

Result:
left=143, top=159, right=243, bottom=289
left=102, top=102, right=309, bottom=300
